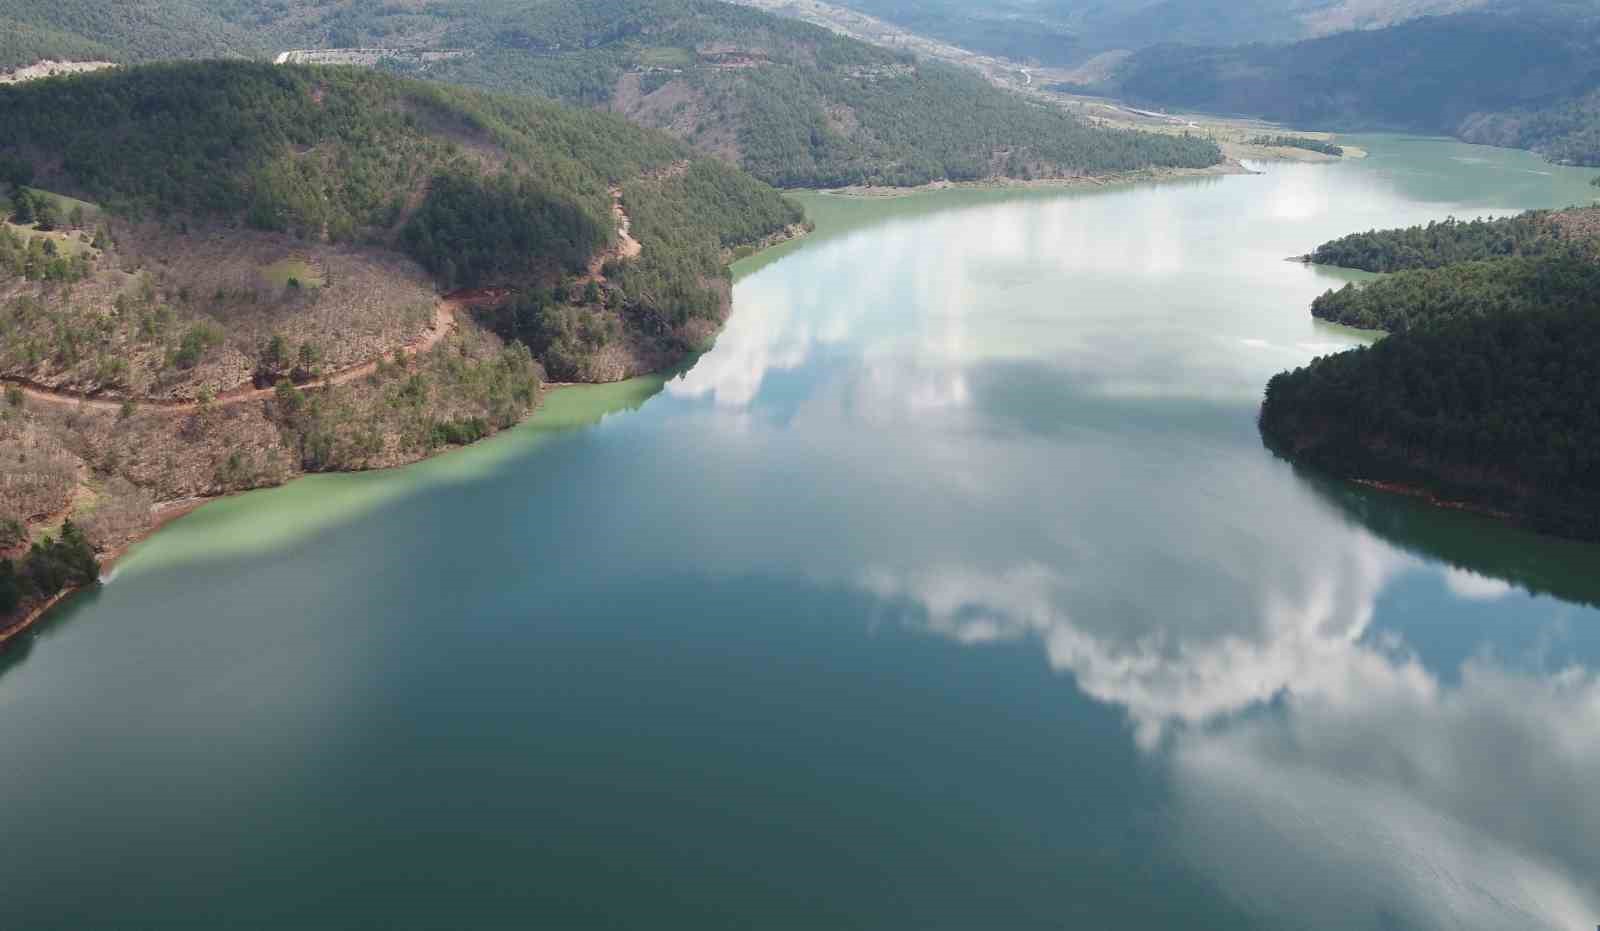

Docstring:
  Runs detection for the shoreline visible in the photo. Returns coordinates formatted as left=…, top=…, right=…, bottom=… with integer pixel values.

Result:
left=1350, top=478, right=1517, bottom=523
left=0, top=589, right=78, bottom=650
left=1, top=221, right=813, bottom=646
left=5, top=162, right=1234, bottom=645
left=0, top=377, right=602, bottom=651
left=813, top=160, right=1254, bottom=198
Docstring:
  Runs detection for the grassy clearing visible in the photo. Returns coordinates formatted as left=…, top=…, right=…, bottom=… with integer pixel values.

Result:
left=3, top=220, right=97, bottom=256
left=2, top=187, right=102, bottom=255
left=3, top=187, right=102, bottom=221
left=29, top=188, right=100, bottom=218
left=637, top=46, right=694, bottom=69
left=260, top=257, right=325, bottom=289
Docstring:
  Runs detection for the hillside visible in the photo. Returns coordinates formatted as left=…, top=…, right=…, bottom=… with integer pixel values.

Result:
left=398, top=0, right=1224, bottom=186
left=0, top=61, right=803, bottom=581
left=0, top=0, right=263, bottom=69
left=0, top=0, right=1224, bottom=189
left=1260, top=305, right=1600, bottom=541
left=1094, top=3, right=1600, bottom=165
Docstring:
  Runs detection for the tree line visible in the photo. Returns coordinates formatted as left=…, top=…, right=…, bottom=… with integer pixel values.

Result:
left=0, top=521, right=99, bottom=621
left=1249, top=135, right=1343, bottom=156
left=1308, top=212, right=1579, bottom=273
left=1310, top=254, right=1600, bottom=332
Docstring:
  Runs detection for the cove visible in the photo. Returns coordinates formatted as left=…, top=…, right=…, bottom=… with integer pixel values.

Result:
left=2, top=136, right=1599, bottom=930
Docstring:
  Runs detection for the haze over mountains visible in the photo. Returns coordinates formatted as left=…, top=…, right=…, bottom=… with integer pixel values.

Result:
left=1098, top=1, right=1600, bottom=164
left=811, top=0, right=1492, bottom=66
left=803, top=0, right=1600, bottom=166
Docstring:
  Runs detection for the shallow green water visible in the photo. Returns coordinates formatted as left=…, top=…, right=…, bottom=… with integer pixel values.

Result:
left=3, top=138, right=1599, bottom=930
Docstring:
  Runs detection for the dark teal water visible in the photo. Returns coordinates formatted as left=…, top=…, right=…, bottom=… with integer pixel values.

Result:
left=3, top=137, right=1598, bottom=930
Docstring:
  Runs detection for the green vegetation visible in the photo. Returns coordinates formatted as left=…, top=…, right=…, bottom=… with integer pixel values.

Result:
left=636, top=47, right=695, bottom=69
left=617, top=161, right=803, bottom=321
left=1305, top=208, right=1600, bottom=332
left=1260, top=305, right=1600, bottom=541
left=0, top=0, right=1221, bottom=190
left=0, top=520, right=100, bottom=621
left=401, top=167, right=603, bottom=289
left=411, top=0, right=1221, bottom=187
left=270, top=341, right=542, bottom=472
left=1249, top=134, right=1343, bottom=156
left=0, top=224, right=92, bottom=282
left=0, top=0, right=259, bottom=69
left=1308, top=212, right=1581, bottom=272
left=1309, top=255, right=1600, bottom=332
left=0, top=59, right=800, bottom=328
left=1264, top=199, right=1600, bottom=541
left=261, top=258, right=323, bottom=289
left=1103, top=5, right=1600, bottom=165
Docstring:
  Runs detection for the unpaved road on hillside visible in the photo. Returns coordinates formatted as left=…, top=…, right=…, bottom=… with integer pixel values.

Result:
left=3, top=299, right=460, bottom=414
left=6, top=187, right=651, bottom=414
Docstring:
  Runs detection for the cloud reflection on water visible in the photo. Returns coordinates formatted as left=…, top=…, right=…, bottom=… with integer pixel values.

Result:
left=672, top=170, right=1600, bottom=929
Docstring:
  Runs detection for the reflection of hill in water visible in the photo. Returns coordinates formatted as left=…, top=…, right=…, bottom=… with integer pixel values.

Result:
left=1288, top=457, right=1600, bottom=610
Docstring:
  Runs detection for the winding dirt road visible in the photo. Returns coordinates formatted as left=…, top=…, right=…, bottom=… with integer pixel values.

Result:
left=5, top=187, right=647, bottom=414
left=3, top=298, right=461, bottom=415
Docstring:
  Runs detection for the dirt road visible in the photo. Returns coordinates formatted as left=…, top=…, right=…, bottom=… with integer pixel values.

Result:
left=3, top=298, right=461, bottom=415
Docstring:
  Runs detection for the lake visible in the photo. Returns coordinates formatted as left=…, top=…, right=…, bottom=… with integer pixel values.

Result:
left=3, top=136, right=1599, bottom=930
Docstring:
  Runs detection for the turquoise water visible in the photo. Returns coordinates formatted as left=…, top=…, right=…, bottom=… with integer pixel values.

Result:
left=2, top=137, right=1598, bottom=929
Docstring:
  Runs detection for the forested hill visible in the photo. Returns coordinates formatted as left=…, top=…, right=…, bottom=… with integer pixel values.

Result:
left=539, top=0, right=1222, bottom=187
left=0, top=1, right=261, bottom=69
left=1307, top=209, right=1600, bottom=273
left=1259, top=306, right=1600, bottom=541
left=0, top=61, right=800, bottom=302
left=1301, top=208, right=1600, bottom=332
left=0, top=0, right=1223, bottom=189
left=1095, top=3, right=1600, bottom=165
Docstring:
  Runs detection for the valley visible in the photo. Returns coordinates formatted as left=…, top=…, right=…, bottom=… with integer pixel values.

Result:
left=2, top=4, right=1600, bottom=928
left=4, top=136, right=1599, bottom=930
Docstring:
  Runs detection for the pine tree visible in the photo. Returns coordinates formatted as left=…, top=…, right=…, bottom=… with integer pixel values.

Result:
left=11, top=189, right=34, bottom=225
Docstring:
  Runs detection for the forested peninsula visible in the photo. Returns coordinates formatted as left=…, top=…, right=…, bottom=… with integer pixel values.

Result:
left=1261, top=208, right=1600, bottom=540
left=1303, top=208, right=1600, bottom=331
left=0, top=60, right=804, bottom=632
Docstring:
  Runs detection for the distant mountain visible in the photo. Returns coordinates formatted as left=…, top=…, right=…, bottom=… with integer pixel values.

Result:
left=1094, top=3, right=1600, bottom=165
left=817, top=0, right=1491, bottom=66
left=0, top=0, right=1223, bottom=188
left=0, top=0, right=262, bottom=69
